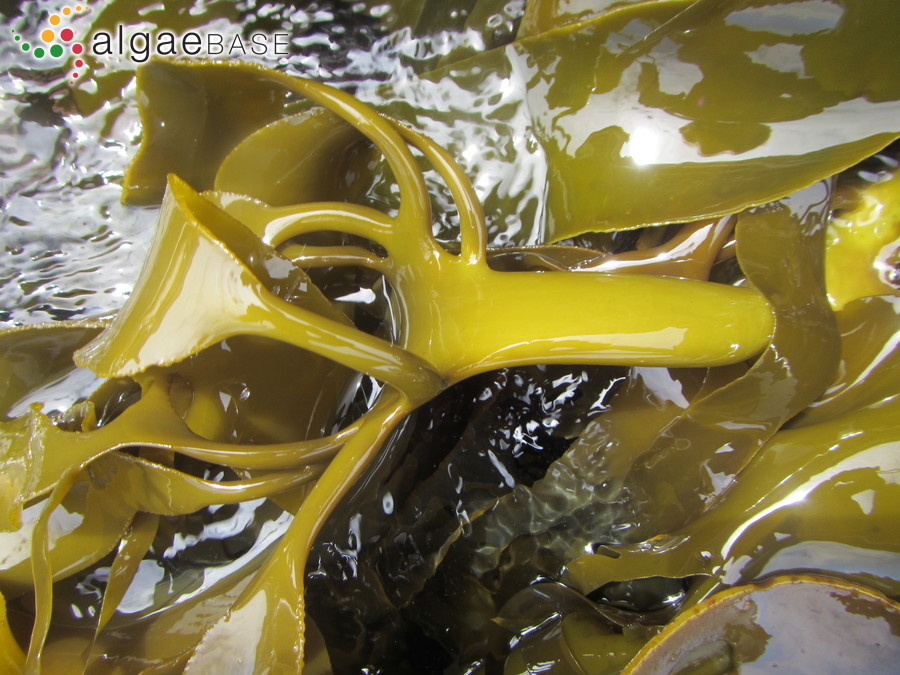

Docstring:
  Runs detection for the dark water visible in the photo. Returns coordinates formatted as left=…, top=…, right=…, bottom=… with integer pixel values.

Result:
left=6, top=3, right=896, bottom=673
left=0, top=0, right=532, bottom=327
left=0, top=2, right=550, bottom=670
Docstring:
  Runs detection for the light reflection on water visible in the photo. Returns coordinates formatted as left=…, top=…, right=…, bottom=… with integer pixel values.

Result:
left=0, top=52, right=153, bottom=325
left=0, top=0, right=537, bottom=641
left=2, top=2, right=898, bottom=672
left=1, top=0, right=537, bottom=326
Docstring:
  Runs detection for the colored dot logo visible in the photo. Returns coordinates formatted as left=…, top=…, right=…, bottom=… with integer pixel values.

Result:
left=11, top=4, right=90, bottom=85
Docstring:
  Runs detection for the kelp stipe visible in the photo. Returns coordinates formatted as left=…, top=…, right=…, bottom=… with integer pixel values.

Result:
left=73, top=177, right=442, bottom=402
left=114, top=60, right=775, bottom=671
left=1, top=0, right=899, bottom=670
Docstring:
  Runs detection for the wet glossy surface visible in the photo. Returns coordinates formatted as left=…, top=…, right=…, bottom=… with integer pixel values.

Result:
left=362, top=0, right=900, bottom=239
left=0, top=1, right=899, bottom=673
left=625, top=576, right=900, bottom=674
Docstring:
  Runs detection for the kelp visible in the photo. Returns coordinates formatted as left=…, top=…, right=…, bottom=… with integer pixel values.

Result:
left=1, top=0, right=899, bottom=672
left=563, top=294, right=900, bottom=601
left=362, top=0, right=900, bottom=241
left=463, top=179, right=837, bottom=571
left=327, top=178, right=841, bottom=667
left=826, top=169, right=900, bottom=310
left=304, top=363, right=628, bottom=671
left=623, top=576, right=900, bottom=673
left=69, top=0, right=242, bottom=117
left=502, top=341, right=900, bottom=673
left=121, top=60, right=774, bottom=379
left=0, top=590, right=25, bottom=672
left=113, top=58, right=770, bottom=671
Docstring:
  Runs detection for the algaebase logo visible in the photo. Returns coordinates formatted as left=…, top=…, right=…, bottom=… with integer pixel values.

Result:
left=10, top=4, right=90, bottom=85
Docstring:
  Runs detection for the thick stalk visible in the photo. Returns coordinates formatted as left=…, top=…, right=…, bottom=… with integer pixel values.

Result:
left=400, top=262, right=774, bottom=382
left=184, top=393, right=413, bottom=672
